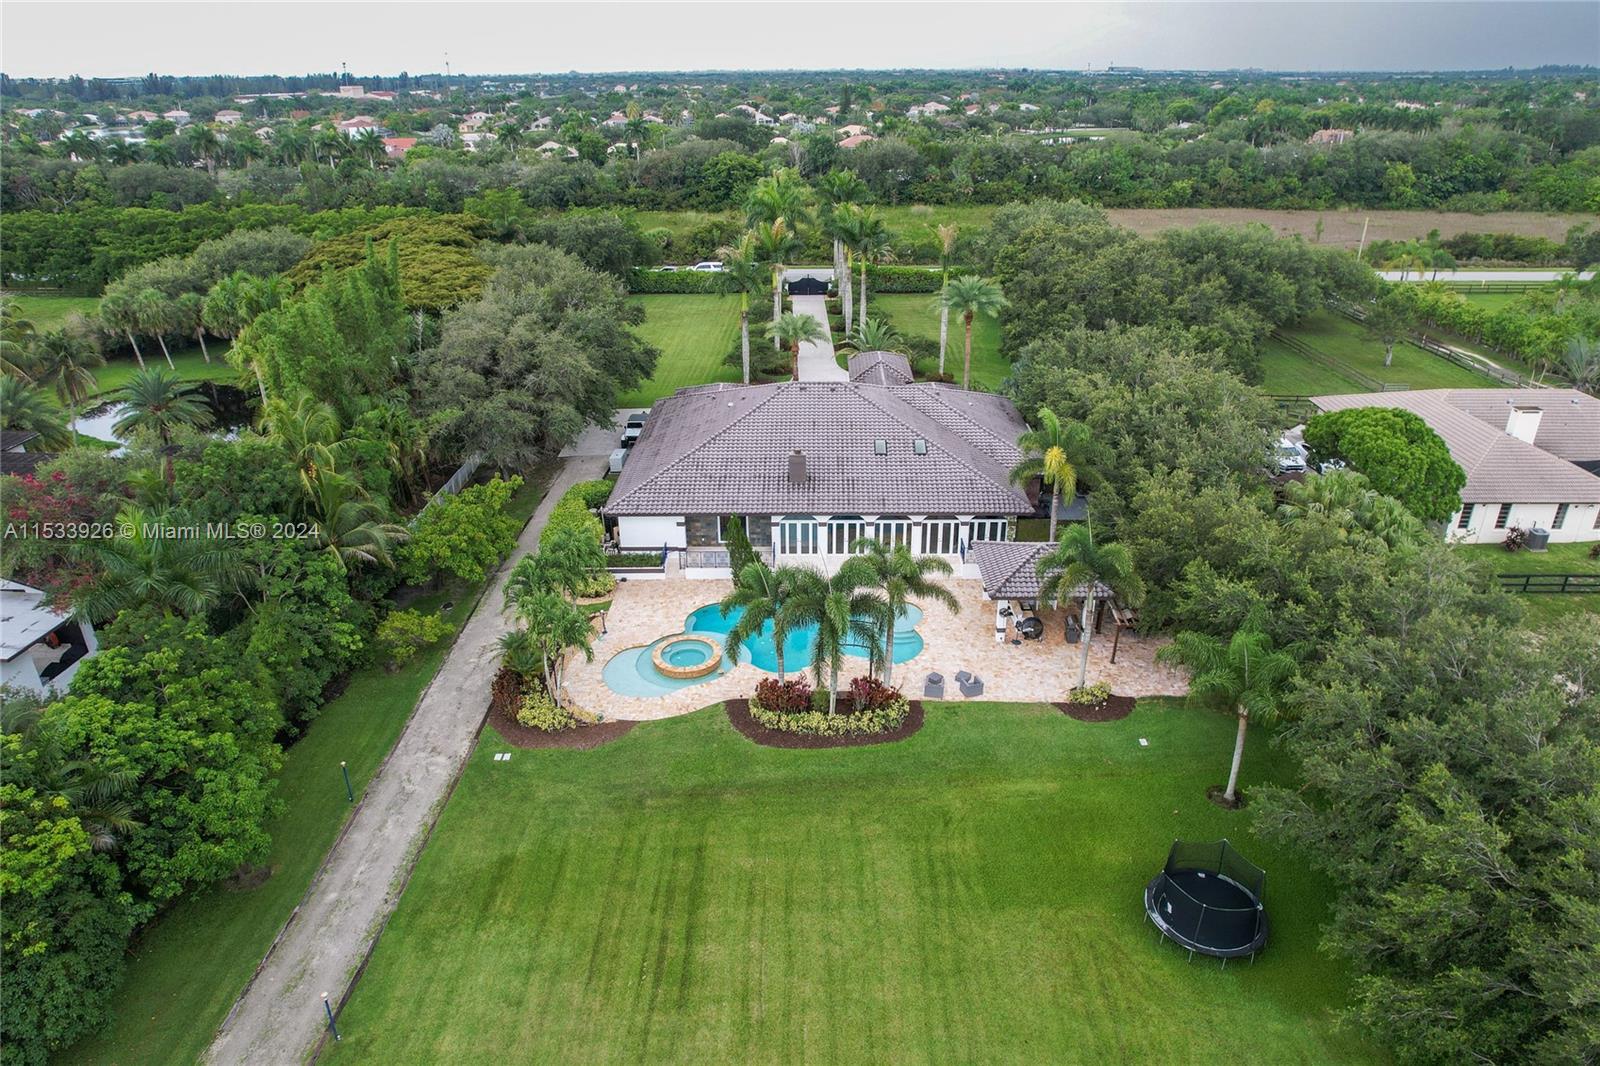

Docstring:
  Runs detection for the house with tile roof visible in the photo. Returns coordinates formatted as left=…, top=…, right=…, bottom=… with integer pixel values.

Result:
left=602, top=380, right=1036, bottom=574
left=1310, top=388, right=1600, bottom=543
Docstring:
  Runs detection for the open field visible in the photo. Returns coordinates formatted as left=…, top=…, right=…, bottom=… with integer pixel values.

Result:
left=620, top=294, right=744, bottom=407
left=3, top=291, right=100, bottom=331
left=325, top=699, right=1370, bottom=1066
left=58, top=474, right=552, bottom=1066
left=1261, top=309, right=1498, bottom=395
left=871, top=292, right=1009, bottom=390
left=1459, top=541, right=1600, bottom=629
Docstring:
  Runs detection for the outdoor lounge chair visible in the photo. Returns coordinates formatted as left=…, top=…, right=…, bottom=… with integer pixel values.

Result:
left=958, top=673, right=984, bottom=698
left=924, top=672, right=945, bottom=699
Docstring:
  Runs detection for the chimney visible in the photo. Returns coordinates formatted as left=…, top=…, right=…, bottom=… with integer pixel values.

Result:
left=787, top=448, right=806, bottom=485
left=1505, top=406, right=1543, bottom=445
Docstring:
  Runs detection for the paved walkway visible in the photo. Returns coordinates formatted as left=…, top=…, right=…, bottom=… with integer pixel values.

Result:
left=790, top=293, right=848, bottom=382
left=206, top=450, right=610, bottom=1065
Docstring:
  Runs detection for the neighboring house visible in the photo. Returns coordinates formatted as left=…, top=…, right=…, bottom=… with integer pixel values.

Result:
left=460, top=131, right=496, bottom=152
left=601, top=110, right=629, bottom=127
left=601, top=380, right=1034, bottom=576
left=336, top=116, right=380, bottom=136
left=0, top=429, right=52, bottom=478
left=214, top=109, right=244, bottom=124
left=836, top=123, right=870, bottom=138
left=535, top=139, right=579, bottom=158
left=0, top=580, right=99, bottom=697
left=163, top=109, right=191, bottom=123
left=908, top=100, right=951, bottom=118
left=125, top=109, right=159, bottom=121
left=366, top=90, right=397, bottom=101
left=382, top=136, right=417, bottom=158
left=459, top=110, right=494, bottom=131
left=1310, top=389, right=1600, bottom=543
left=1308, top=127, right=1353, bottom=145
left=838, top=134, right=876, bottom=149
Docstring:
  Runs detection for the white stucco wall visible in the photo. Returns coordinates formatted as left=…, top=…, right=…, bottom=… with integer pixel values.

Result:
left=616, top=516, right=687, bottom=550
left=1447, top=502, right=1600, bottom=545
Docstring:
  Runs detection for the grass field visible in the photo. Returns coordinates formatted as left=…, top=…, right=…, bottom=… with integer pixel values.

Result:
left=325, top=699, right=1371, bottom=1066
left=4, top=291, right=101, bottom=331
left=620, top=294, right=744, bottom=407
left=59, top=473, right=552, bottom=1066
left=871, top=293, right=1009, bottom=390
left=1261, top=310, right=1498, bottom=396
left=1458, top=541, right=1600, bottom=629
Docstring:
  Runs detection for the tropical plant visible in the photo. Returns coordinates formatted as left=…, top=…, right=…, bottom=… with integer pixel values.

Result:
left=263, top=389, right=341, bottom=474
left=1562, top=336, right=1599, bottom=395
left=935, top=222, right=959, bottom=374
left=941, top=275, right=1008, bottom=390
left=78, top=503, right=241, bottom=618
left=507, top=588, right=594, bottom=705
left=838, top=316, right=903, bottom=355
left=1157, top=612, right=1304, bottom=806
left=112, top=368, right=211, bottom=479
left=1037, top=525, right=1143, bottom=691
left=751, top=218, right=804, bottom=350
left=838, top=204, right=890, bottom=328
left=785, top=564, right=887, bottom=716
left=814, top=169, right=869, bottom=332
left=98, top=291, right=147, bottom=370
left=1010, top=407, right=1094, bottom=542
left=0, top=376, right=71, bottom=450
left=174, top=291, right=210, bottom=363
left=299, top=465, right=407, bottom=571
left=721, top=562, right=805, bottom=682
left=33, top=329, right=104, bottom=440
left=765, top=312, right=827, bottom=380
left=0, top=700, right=142, bottom=853
left=717, top=234, right=768, bottom=384
left=0, top=295, right=38, bottom=381
left=132, top=288, right=176, bottom=369
left=848, top=539, right=958, bottom=686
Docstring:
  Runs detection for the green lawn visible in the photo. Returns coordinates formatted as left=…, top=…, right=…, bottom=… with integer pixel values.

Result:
left=872, top=293, right=1009, bottom=391
left=59, top=471, right=553, bottom=1066
left=619, top=294, right=744, bottom=407
left=1259, top=336, right=1367, bottom=396
left=1457, top=541, right=1600, bottom=629
left=86, top=345, right=240, bottom=401
left=1267, top=310, right=1498, bottom=394
left=4, top=291, right=101, bottom=331
left=325, top=700, right=1372, bottom=1065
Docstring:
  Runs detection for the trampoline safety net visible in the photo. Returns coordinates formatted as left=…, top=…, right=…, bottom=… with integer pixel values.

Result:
left=1165, top=839, right=1266, bottom=902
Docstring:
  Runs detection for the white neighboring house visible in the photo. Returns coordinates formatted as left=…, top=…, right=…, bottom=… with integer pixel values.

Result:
left=0, top=581, right=99, bottom=697
left=1310, top=389, right=1600, bottom=544
left=535, top=140, right=579, bottom=158
left=214, top=109, right=244, bottom=125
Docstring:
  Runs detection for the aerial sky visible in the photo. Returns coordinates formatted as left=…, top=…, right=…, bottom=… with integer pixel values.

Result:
left=3, top=1, right=1597, bottom=79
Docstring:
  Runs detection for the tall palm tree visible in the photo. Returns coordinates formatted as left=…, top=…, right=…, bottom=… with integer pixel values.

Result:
left=113, top=368, right=212, bottom=447
left=941, top=275, right=1008, bottom=390
left=33, top=329, right=104, bottom=440
left=174, top=291, right=210, bottom=363
left=1, top=295, right=39, bottom=381
left=935, top=223, right=959, bottom=375
left=840, top=205, right=890, bottom=328
left=1009, top=408, right=1094, bottom=542
left=274, top=125, right=311, bottom=166
left=300, top=465, right=407, bottom=571
left=786, top=564, right=886, bottom=716
left=145, top=138, right=178, bottom=167
left=314, top=128, right=345, bottom=169
left=98, top=291, right=147, bottom=370
left=186, top=123, right=222, bottom=174
left=1157, top=614, right=1303, bottom=806
left=717, top=234, right=768, bottom=384
left=765, top=312, right=827, bottom=380
left=105, top=139, right=143, bottom=166
left=751, top=219, right=804, bottom=350
left=814, top=169, right=869, bottom=332
left=78, top=502, right=240, bottom=619
left=1381, top=246, right=1427, bottom=282
left=263, top=390, right=342, bottom=474
left=0, top=376, right=72, bottom=450
left=1037, top=526, right=1143, bottom=691
left=132, top=289, right=176, bottom=369
left=744, top=167, right=812, bottom=232
left=849, top=540, right=959, bottom=686
left=353, top=128, right=387, bottom=169
left=721, top=562, right=806, bottom=683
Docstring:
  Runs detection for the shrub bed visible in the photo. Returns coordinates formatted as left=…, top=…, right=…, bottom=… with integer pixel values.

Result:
left=628, top=269, right=726, bottom=294
left=605, top=551, right=665, bottom=568
left=516, top=688, right=601, bottom=731
left=866, top=264, right=945, bottom=293
left=540, top=479, right=610, bottom=548
left=748, top=676, right=911, bottom=736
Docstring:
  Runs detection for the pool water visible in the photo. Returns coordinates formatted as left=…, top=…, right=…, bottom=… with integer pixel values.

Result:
left=684, top=603, right=925, bottom=673
left=601, top=634, right=735, bottom=698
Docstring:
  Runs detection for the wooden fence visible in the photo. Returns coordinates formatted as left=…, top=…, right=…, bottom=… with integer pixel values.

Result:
left=1327, top=299, right=1530, bottom=387
left=1497, top=573, right=1600, bottom=594
left=1269, top=328, right=1405, bottom=392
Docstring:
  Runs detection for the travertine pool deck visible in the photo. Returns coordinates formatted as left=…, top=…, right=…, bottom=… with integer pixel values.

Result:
left=565, top=572, right=1188, bottom=722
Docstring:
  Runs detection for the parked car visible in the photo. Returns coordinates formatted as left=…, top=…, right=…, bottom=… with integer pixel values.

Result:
left=691, top=261, right=724, bottom=272
left=1275, top=438, right=1307, bottom=473
left=625, top=412, right=647, bottom=430
left=657, top=264, right=679, bottom=272
left=621, top=425, right=643, bottom=448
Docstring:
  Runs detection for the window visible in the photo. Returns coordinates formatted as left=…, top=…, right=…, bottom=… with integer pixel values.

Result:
left=921, top=516, right=960, bottom=555
left=912, top=438, right=928, bottom=456
left=1552, top=503, right=1569, bottom=530
left=971, top=517, right=1008, bottom=543
left=1456, top=504, right=1474, bottom=530
left=875, top=516, right=912, bottom=549
left=1494, top=503, right=1513, bottom=529
left=715, top=516, right=742, bottom=544
left=873, top=439, right=887, bottom=456
left=827, top=516, right=866, bottom=555
left=778, top=516, right=817, bottom=555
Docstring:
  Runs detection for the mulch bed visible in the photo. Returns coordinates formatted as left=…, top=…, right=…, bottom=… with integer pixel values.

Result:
left=1053, top=694, right=1137, bottom=722
left=486, top=699, right=638, bottom=750
left=725, top=698, right=925, bottom=749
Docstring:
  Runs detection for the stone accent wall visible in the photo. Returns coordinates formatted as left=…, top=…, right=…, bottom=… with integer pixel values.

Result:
left=685, top=515, right=719, bottom=547
left=746, top=515, right=773, bottom=547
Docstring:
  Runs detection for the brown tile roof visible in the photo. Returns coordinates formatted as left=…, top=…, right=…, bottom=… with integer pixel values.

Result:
left=969, top=541, right=1111, bottom=602
left=1310, top=389, right=1600, bottom=504
left=848, top=350, right=914, bottom=386
left=603, top=381, right=1031, bottom=517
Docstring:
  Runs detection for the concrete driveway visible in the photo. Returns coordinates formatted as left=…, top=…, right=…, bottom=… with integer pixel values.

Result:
left=789, top=294, right=848, bottom=382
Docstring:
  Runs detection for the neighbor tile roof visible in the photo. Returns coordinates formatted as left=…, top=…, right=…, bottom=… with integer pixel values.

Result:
left=1310, top=389, right=1600, bottom=504
left=603, top=381, right=1032, bottom=517
left=969, top=541, right=1111, bottom=602
left=848, top=350, right=914, bottom=386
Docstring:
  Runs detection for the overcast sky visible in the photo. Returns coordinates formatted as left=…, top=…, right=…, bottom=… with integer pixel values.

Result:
left=3, top=2, right=1596, bottom=79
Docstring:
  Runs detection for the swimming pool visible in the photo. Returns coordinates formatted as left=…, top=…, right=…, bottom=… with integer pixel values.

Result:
left=684, top=603, right=925, bottom=673
left=601, top=633, right=735, bottom=698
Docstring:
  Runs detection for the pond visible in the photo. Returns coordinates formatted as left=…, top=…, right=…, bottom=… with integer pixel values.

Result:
left=75, top=383, right=257, bottom=450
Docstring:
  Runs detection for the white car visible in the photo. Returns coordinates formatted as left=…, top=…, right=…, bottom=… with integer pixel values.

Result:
left=1275, top=438, right=1307, bottom=473
left=691, top=261, right=724, bottom=272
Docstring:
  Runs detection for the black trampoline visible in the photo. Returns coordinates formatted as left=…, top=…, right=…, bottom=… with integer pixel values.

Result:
left=1144, top=839, right=1268, bottom=963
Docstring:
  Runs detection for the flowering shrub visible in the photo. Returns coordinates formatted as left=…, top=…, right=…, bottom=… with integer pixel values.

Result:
left=848, top=676, right=900, bottom=712
left=753, top=677, right=813, bottom=715
left=515, top=688, right=600, bottom=731
left=1066, top=681, right=1114, bottom=705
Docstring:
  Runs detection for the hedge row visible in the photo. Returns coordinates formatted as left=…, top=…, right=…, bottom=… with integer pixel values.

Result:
left=865, top=264, right=946, bottom=293
left=628, top=268, right=729, bottom=294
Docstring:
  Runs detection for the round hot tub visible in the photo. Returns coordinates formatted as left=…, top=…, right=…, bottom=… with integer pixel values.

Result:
left=651, top=634, right=723, bottom=680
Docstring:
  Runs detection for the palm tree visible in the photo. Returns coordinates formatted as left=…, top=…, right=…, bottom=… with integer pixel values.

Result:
left=185, top=124, right=222, bottom=174
left=105, top=139, right=143, bottom=166
left=0, top=377, right=72, bottom=450
left=313, top=128, right=344, bottom=169
left=174, top=292, right=210, bottom=363
left=352, top=128, right=387, bottom=169
left=78, top=503, right=240, bottom=619
left=840, top=205, right=890, bottom=329
left=263, top=390, right=341, bottom=474
left=941, top=275, right=1008, bottom=390
left=1010, top=408, right=1093, bottom=542
left=132, top=289, right=176, bottom=369
left=744, top=167, right=812, bottom=232
left=146, top=138, right=178, bottom=167
left=274, top=125, right=311, bottom=166
left=751, top=219, right=804, bottom=350
left=935, top=223, right=959, bottom=375
left=33, top=329, right=104, bottom=440
left=1275, top=470, right=1373, bottom=536
left=0, top=702, right=141, bottom=852
left=1381, top=246, right=1427, bottom=282
left=786, top=565, right=886, bottom=716
left=837, top=316, right=903, bottom=355
left=57, top=131, right=101, bottom=162
left=497, top=122, right=526, bottom=153
left=814, top=170, right=869, bottom=332
left=98, top=291, right=147, bottom=370
left=301, top=465, right=408, bottom=571
left=1562, top=337, right=1599, bottom=395
left=1157, top=615, right=1303, bottom=806
left=1, top=296, right=39, bottom=381
left=721, top=562, right=806, bottom=682
left=717, top=234, right=768, bottom=384
left=765, top=312, right=827, bottom=380
left=849, top=539, right=959, bottom=686
left=1037, top=525, right=1143, bottom=691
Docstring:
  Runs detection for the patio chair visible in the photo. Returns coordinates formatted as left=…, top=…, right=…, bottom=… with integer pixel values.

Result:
left=958, top=673, right=985, bottom=698
left=1017, top=617, right=1044, bottom=641
left=924, top=672, right=945, bottom=699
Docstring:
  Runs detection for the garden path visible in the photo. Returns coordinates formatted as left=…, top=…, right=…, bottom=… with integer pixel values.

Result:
left=790, top=293, right=848, bottom=381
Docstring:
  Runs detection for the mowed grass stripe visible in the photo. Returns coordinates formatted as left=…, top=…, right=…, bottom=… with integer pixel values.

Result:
left=619, top=294, right=743, bottom=407
left=326, top=701, right=1374, bottom=1065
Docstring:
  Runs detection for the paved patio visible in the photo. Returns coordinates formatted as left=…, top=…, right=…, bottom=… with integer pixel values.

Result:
left=565, top=572, right=1188, bottom=722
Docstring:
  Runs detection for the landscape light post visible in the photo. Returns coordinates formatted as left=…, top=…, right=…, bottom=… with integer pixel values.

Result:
left=322, top=992, right=340, bottom=1041
left=340, top=761, right=353, bottom=803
